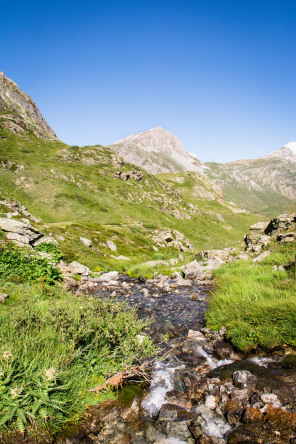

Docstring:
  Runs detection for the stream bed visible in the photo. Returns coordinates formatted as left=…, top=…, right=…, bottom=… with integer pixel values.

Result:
left=57, top=276, right=296, bottom=444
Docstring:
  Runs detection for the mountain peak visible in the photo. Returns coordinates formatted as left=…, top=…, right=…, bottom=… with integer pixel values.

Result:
left=110, top=127, right=203, bottom=174
left=270, top=141, right=296, bottom=163
left=0, top=72, right=57, bottom=140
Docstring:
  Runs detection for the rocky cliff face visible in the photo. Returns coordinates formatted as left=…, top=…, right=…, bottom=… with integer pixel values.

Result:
left=0, top=72, right=57, bottom=140
left=110, top=126, right=203, bottom=174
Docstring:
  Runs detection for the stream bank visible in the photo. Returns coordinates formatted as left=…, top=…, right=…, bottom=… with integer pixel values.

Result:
left=56, top=275, right=296, bottom=444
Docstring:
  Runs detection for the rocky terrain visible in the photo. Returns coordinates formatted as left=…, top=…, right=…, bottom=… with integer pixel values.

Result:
left=0, top=71, right=57, bottom=140
left=0, top=72, right=295, bottom=444
left=110, top=126, right=203, bottom=175
left=205, top=143, right=296, bottom=213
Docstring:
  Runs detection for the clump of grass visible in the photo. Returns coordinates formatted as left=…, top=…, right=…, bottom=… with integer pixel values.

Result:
left=0, top=283, right=156, bottom=436
left=206, top=242, right=296, bottom=351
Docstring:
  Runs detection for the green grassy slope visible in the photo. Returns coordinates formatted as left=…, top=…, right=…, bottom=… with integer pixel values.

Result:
left=205, top=161, right=296, bottom=216
left=206, top=238, right=296, bottom=351
left=0, top=122, right=261, bottom=271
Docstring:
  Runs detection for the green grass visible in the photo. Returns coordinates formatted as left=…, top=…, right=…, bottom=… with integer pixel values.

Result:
left=206, top=241, right=296, bottom=351
left=0, top=240, right=156, bottom=438
left=0, top=282, right=155, bottom=437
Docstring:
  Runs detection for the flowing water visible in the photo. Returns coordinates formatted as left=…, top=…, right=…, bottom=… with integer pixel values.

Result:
left=57, top=276, right=296, bottom=444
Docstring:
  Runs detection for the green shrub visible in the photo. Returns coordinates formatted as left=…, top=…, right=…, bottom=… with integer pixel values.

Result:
left=0, top=244, right=63, bottom=285
left=34, top=242, right=63, bottom=262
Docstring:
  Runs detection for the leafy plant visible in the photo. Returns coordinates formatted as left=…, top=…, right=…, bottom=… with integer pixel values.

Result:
left=0, top=243, right=63, bottom=285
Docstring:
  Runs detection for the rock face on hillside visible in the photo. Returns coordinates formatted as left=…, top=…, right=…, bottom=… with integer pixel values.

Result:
left=110, top=126, right=203, bottom=174
left=0, top=71, right=57, bottom=140
left=244, top=213, right=296, bottom=251
left=205, top=145, right=296, bottom=209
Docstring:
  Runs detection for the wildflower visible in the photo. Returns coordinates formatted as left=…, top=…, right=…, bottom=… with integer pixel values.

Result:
left=10, top=387, right=21, bottom=398
left=45, top=368, right=56, bottom=381
left=2, top=351, right=12, bottom=360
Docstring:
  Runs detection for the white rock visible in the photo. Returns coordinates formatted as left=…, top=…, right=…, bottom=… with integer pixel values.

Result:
left=80, top=237, right=92, bottom=247
left=106, top=240, right=117, bottom=251
left=252, top=250, right=271, bottom=263
left=99, top=271, right=119, bottom=282
left=183, top=260, right=204, bottom=280
left=205, top=395, right=218, bottom=410
left=187, top=330, right=206, bottom=341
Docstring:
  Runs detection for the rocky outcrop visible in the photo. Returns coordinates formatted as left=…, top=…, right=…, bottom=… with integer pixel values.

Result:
left=115, top=170, right=143, bottom=181
left=152, top=229, right=194, bottom=252
left=0, top=217, right=52, bottom=247
left=0, top=71, right=57, bottom=140
left=244, top=214, right=296, bottom=250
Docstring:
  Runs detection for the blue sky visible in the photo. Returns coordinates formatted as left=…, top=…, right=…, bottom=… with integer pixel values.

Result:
left=1, top=0, right=296, bottom=162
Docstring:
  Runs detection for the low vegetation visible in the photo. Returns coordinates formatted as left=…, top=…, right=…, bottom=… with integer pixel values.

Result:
left=0, top=244, right=156, bottom=437
left=206, top=241, right=296, bottom=351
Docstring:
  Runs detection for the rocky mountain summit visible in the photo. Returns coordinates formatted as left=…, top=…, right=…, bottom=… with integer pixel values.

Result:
left=0, top=71, right=57, bottom=140
left=110, top=126, right=203, bottom=174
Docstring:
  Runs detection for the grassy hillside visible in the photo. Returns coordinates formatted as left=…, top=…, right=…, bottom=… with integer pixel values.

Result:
left=205, top=161, right=296, bottom=216
left=206, top=238, right=296, bottom=351
left=0, top=122, right=261, bottom=272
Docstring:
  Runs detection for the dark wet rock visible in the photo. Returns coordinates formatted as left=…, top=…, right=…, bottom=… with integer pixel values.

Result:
left=213, top=340, right=233, bottom=360
left=232, top=370, right=258, bottom=390
left=281, top=354, right=296, bottom=370
left=177, top=351, right=207, bottom=367
left=158, top=403, right=195, bottom=422
left=227, top=422, right=291, bottom=443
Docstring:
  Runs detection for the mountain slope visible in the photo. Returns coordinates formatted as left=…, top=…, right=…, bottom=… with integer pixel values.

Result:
left=110, top=126, right=203, bottom=174
left=0, top=71, right=57, bottom=140
left=109, top=125, right=296, bottom=215
left=205, top=144, right=296, bottom=214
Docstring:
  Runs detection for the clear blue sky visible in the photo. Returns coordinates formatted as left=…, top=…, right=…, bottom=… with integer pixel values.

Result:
left=1, top=0, right=296, bottom=162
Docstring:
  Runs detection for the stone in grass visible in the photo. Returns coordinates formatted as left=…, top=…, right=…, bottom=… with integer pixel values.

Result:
left=0, top=292, right=8, bottom=303
left=80, top=237, right=92, bottom=247
left=106, top=240, right=117, bottom=251
left=183, top=260, right=204, bottom=280
left=99, top=271, right=119, bottom=282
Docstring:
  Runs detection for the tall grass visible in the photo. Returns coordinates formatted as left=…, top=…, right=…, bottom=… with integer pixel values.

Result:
left=206, top=242, right=296, bottom=351
left=0, top=283, right=155, bottom=435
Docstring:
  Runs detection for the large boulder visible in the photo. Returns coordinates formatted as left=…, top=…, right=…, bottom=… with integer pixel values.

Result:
left=243, top=221, right=270, bottom=248
left=265, top=213, right=296, bottom=234
left=0, top=217, right=50, bottom=247
left=183, top=260, right=204, bottom=280
left=197, top=249, right=231, bottom=263
left=58, top=261, right=90, bottom=277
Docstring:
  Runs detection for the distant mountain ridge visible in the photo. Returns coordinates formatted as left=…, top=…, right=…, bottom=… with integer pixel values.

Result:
left=110, top=126, right=203, bottom=174
left=0, top=72, right=57, bottom=140
left=110, top=126, right=296, bottom=213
